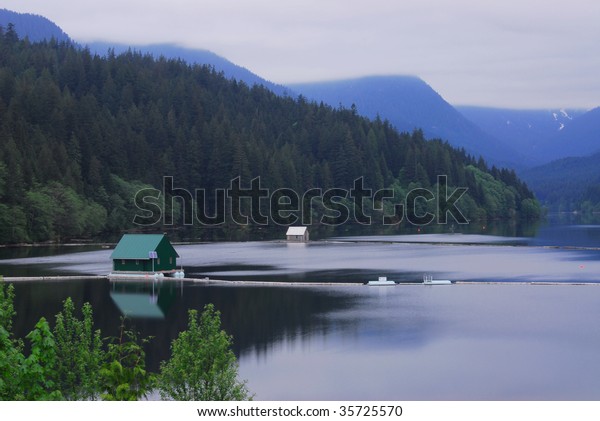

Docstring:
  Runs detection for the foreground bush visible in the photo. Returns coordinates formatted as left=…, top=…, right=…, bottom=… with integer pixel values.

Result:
left=158, top=305, right=252, bottom=401
left=0, top=281, right=250, bottom=400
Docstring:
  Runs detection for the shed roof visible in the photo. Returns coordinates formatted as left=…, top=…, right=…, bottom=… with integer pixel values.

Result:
left=286, top=226, right=307, bottom=236
left=110, top=234, right=179, bottom=260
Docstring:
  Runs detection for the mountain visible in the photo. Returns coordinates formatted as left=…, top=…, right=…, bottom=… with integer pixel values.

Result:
left=0, top=9, right=546, bottom=170
left=0, top=9, right=289, bottom=96
left=461, top=105, right=600, bottom=209
left=84, top=41, right=291, bottom=97
left=542, top=107, right=600, bottom=162
left=0, top=8, right=70, bottom=43
left=457, top=106, right=600, bottom=167
left=4, top=7, right=597, bottom=174
left=457, top=106, right=587, bottom=166
left=519, top=108, right=600, bottom=209
left=289, top=75, right=522, bottom=167
left=0, top=33, right=539, bottom=243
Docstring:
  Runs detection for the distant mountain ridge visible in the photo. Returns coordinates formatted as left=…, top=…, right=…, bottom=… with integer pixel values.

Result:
left=290, top=76, right=522, bottom=167
left=0, top=9, right=70, bottom=43
left=0, top=9, right=289, bottom=96
left=457, top=106, right=598, bottom=165
left=1, top=9, right=522, bottom=166
left=3, top=8, right=597, bottom=169
left=517, top=107, right=600, bottom=209
left=542, top=107, right=600, bottom=162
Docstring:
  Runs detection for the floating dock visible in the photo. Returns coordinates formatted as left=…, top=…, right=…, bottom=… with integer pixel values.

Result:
left=367, top=276, right=397, bottom=286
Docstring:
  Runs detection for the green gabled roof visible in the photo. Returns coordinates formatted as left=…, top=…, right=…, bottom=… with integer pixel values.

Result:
left=110, top=234, right=179, bottom=260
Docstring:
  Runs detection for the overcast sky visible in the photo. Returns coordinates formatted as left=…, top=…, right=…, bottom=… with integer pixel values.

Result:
left=3, top=0, right=600, bottom=109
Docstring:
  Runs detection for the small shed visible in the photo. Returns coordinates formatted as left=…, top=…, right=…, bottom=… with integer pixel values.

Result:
left=286, top=226, right=309, bottom=242
left=110, top=234, right=179, bottom=273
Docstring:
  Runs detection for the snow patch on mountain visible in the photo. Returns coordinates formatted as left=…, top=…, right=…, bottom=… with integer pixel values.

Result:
left=560, top=109, right=573, bottom=120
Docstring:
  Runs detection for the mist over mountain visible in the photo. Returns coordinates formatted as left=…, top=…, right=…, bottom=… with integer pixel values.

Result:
left=0, top=8, right=544, bottom=169
left=0, top=9, right=70, bottom=43
left=2, top=7, right=597, bottom=172
left=0, top=9, right=289, bottom=96
left=289, top=76, right=522, bottom=167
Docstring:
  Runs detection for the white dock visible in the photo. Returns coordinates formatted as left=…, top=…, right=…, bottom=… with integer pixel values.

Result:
left=367, top=276, right=397, bottom=286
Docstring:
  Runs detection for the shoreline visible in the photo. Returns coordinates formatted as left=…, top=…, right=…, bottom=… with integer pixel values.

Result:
left=4, top=237, right=600, bottom=252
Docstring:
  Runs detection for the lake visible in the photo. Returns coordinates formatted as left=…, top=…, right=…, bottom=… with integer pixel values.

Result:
left=3, top=218, right=600, bottom=400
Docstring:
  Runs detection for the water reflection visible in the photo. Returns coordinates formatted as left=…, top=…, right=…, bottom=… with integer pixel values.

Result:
left=109, top=280, right=183, bottom=319
left=10, top=280, right=361, bottom=372
left=238, top=284, right=600, bottom=400
left=9, top=278, right=600, bottom=399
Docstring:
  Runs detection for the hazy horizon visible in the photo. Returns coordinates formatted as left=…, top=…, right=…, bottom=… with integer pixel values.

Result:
left=2, top=1, right=600, bottom=110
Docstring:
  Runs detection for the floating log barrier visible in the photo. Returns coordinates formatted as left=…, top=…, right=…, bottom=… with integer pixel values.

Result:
left=2, top=275, right=600, bottom=287
left=3, top=275, right=107, bottom=282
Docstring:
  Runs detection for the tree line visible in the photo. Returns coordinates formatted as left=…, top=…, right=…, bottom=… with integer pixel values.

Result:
left=0, top=24, right=540, bottom=243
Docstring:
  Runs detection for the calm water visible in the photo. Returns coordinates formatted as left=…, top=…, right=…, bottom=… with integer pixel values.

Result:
left=240, top=284, right=600, bottom=400
left=3, top=220, right=600, bottom=400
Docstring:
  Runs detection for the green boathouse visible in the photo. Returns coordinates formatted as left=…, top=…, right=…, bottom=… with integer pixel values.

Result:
left=110, top=234, right=179, bottom=273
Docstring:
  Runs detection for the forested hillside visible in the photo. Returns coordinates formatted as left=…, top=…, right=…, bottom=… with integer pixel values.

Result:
left=86, top=41, right=290, bottom=97
left=290, top=76, right=522, bottom=167
left=0, top=26, right=539, bottom=243
left=521, top=151, right=600, bottom=212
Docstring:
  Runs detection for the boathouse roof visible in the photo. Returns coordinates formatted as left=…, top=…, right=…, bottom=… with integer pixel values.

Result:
left=110, top=234, right=179, bottom=260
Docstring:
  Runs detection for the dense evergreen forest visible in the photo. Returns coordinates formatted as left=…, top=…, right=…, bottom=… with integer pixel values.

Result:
left=0, top=25, right=540, bottom=243
left=521, top=151, right=600, bottom=213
